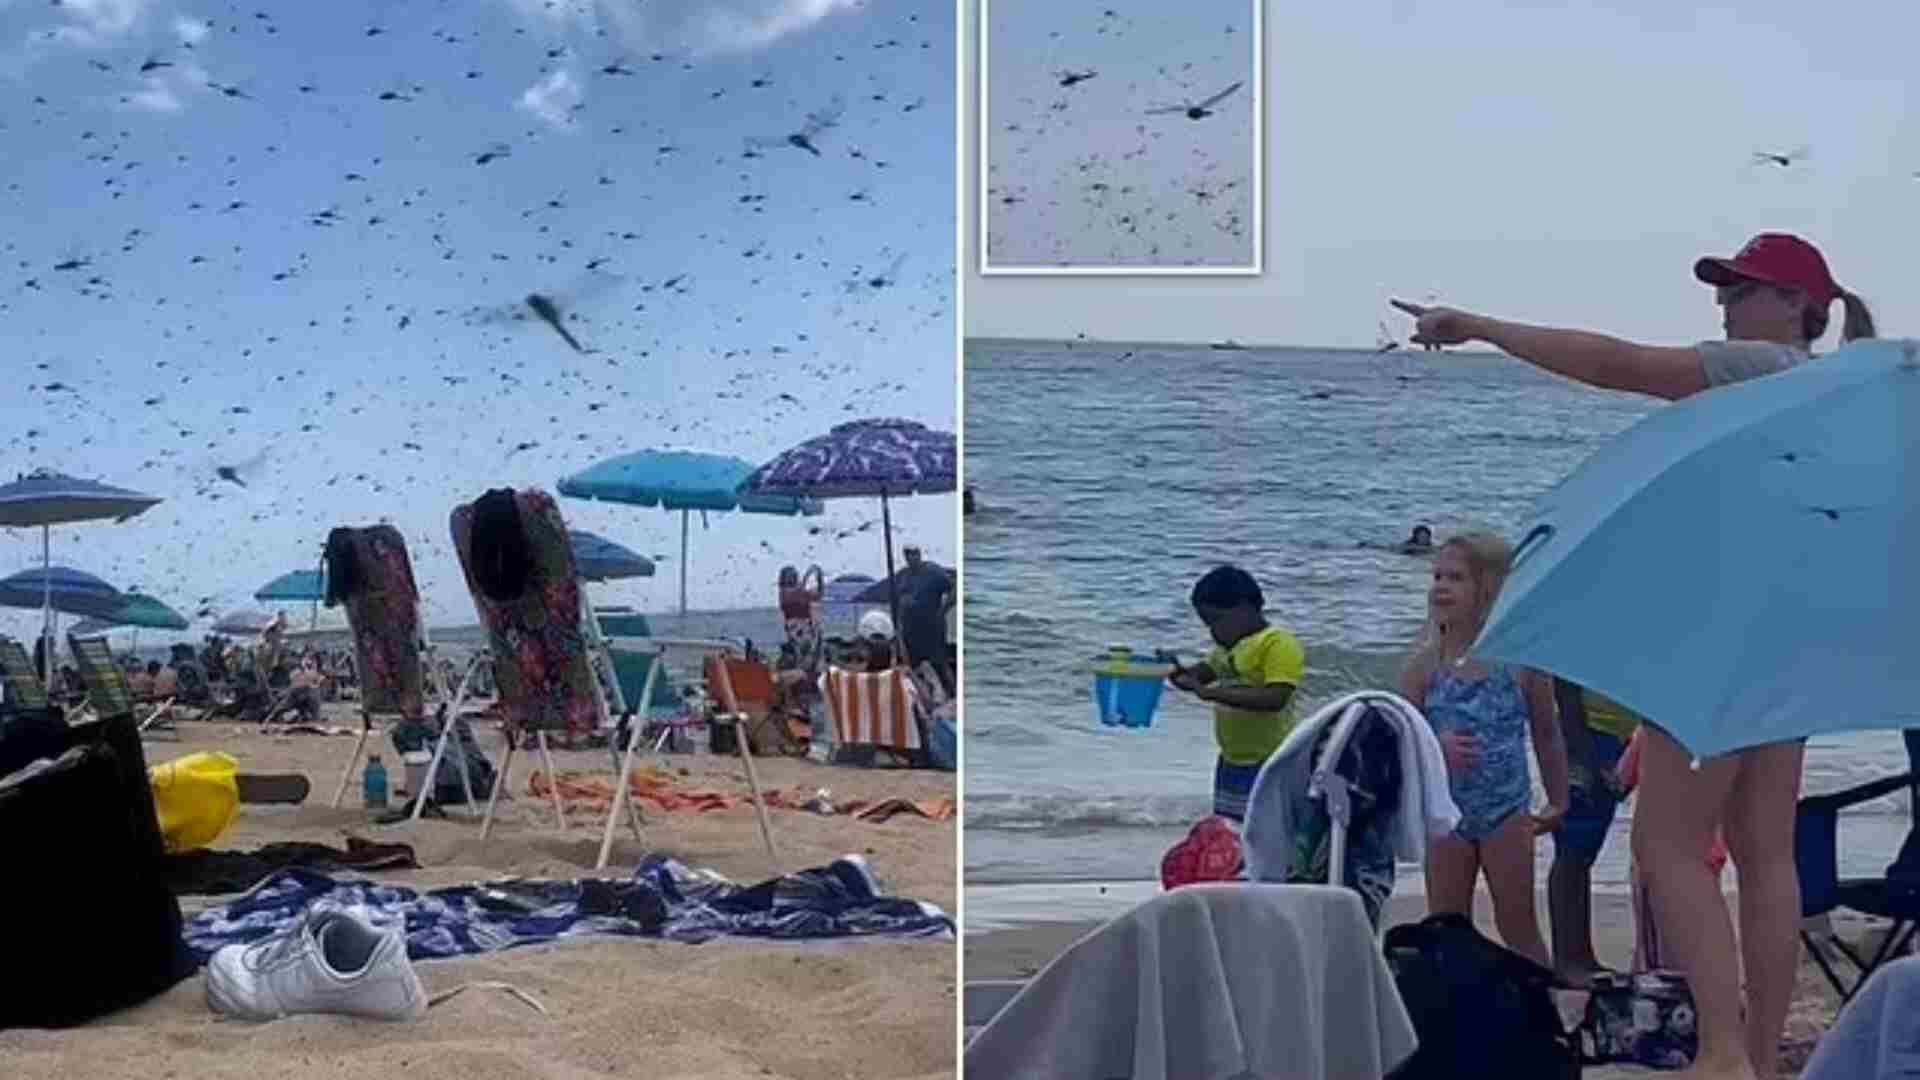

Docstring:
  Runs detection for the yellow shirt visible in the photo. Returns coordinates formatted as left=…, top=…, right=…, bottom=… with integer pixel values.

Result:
left=1205, top=625, right=1306, bottom=764
left=1582, top=689, right=1642, bottom=742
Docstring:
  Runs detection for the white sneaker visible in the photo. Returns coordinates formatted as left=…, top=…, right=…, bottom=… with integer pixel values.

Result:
left=206, top=907, right=427, bottom=1021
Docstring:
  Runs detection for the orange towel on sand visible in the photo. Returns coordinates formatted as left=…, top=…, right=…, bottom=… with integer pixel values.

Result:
left=529, top=771, right=956, bottom=823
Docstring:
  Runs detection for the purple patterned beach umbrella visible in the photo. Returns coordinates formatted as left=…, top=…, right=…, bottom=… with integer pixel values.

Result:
left=738, top=418, right=956, bottom=643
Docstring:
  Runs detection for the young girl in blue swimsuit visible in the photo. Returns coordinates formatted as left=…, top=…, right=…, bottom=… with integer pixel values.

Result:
left=1399, top=531, right=1570, bottom=968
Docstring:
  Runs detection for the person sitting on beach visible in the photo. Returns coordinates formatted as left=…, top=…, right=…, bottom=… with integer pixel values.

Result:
left=1398, top=531, right=1569, bottom=969
left=856, top=609, right=898, bottom=673
left=1399, top=525, right=1435, bottom=555
left=127, top=662, right=156, bottom=700
left=1165, top=565, right=1305, bottom=824
left=153, top=659, right=178, bottom=700
left=1548, top=677, right=1639, bottom=986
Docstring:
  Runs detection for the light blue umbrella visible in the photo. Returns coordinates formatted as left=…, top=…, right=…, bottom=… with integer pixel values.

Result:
left=255, top=569, right=326, bottom=602
left=557, top=449, right=821, bottom=616
left=0, top=470, right=161, bottom=680
left=255, top=566, right=328, bottom=632
left=1473, top=337, right=1920, bottom=760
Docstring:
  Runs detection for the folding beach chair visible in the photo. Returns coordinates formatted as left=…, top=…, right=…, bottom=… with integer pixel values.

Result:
left=449, top=487, right=642, bottom=844
left=0, top=636, right=55, bottom=719
left=1796, top=742, right=1920, bottom=1006
left=818, top=665, right=924, bottom=766
left=591, top=635, right=780, bottom=871
left=322, top=524, right=484, bottom=815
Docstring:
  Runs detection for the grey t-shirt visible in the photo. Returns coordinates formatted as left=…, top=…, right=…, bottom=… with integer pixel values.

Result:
left=1696, top=339, right=1810, bottom=388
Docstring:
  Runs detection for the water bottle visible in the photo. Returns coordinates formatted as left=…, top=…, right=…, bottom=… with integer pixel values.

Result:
left=363, top=754, right=388, bottom=809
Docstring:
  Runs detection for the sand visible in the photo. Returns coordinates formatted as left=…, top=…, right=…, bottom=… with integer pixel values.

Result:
left=3, top=706, right=957, bottom=1080
left=965, top=885, right=1893, bottom=1078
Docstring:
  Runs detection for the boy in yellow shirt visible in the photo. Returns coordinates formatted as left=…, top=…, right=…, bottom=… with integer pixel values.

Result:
left=1167, top=565, right=1306, bottom=822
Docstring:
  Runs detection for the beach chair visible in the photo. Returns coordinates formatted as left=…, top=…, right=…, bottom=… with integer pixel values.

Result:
left=964, top=884, right=1419, bottom=1078
left=1795, top=749, right=1920, bottom=1006
left=322, top=524, right=484, bottom=816
left=449, top=487, right=641, bottom=844
left=590, top=635, right=782, bottom=871
left=818, top=665, right=923, bottom=765
left=0, top=636, right=55, bottom=718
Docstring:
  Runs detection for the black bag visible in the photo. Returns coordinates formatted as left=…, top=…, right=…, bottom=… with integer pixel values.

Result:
left=0, top=715, right=194, bottom=1028
left=1383, top=913, right=1580, bottom=1079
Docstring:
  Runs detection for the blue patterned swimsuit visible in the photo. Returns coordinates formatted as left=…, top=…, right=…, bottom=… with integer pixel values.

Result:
left=1425, top=663, right=1532, bottom=841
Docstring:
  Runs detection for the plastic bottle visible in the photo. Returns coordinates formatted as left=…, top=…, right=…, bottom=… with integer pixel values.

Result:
left=364, top=754, right=388, bottom=809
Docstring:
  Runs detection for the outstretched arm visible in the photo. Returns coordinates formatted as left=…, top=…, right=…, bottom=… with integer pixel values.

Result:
left=1392, top=301, right=1708, bottom=400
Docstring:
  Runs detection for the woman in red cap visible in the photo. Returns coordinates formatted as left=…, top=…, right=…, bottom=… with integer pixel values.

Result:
left=1390, top=232, right=1875, bottom=1080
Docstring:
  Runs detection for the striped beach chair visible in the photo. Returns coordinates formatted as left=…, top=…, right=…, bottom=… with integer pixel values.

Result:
left=819, top=666, right=923, bottom=763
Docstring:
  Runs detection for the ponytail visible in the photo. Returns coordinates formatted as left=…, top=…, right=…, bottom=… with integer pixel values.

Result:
left=1839, top=288, right=1876, bottom=342
left=1802, top=287, right=1877, bottom=344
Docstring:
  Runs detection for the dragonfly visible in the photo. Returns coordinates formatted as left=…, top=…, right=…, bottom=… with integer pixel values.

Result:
left=1146, top=81, right=1244, bottom=120
left=844, top=252, right=908, bottom=294
left=746, top=94, right=846, bottom=158
left=465, top=270, right=627, bottom=354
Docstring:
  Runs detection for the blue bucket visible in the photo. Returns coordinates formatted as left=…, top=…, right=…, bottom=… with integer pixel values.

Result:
left=1089, top=648, right=1172, bottom=729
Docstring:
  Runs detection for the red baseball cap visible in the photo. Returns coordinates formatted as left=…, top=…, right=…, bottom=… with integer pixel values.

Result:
left=1693, top=232, right=1839, bottom=307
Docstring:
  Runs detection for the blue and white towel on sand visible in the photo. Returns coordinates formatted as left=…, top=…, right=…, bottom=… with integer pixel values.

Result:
left=183, top=854, right=952, bottom=965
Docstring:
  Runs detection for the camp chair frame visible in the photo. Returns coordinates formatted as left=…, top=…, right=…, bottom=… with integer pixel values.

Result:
left=1796, top=767, right=1920, bottom=1006
left=594, top=636, right=779, bottom=872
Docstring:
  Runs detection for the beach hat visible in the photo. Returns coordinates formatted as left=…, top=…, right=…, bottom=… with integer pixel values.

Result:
left=858, top=610, right=894, bottom=640
left=1693, top=232, right=1839, bottom=306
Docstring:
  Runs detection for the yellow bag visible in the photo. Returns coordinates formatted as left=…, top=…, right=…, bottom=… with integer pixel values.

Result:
left=148, top=752, right=241, bottom=853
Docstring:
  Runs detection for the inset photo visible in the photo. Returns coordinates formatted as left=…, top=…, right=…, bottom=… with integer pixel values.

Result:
left=980, top=0, right=1261, bottom=274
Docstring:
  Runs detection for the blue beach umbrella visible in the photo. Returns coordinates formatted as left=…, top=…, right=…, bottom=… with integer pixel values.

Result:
left=1473, top=337, right=1920, bottom=760
left=254, top=569, right=326, bottom=602
left=0, top=566, right=125, bottom=622
left=558, top=449, right=821, bottom=617
left=0, top=470, right=162, bottom=679
left=568, top=530, right=656, bottom=583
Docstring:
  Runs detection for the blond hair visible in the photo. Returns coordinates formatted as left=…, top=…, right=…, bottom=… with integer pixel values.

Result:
left=1412, top=530, right=1513, bottom=666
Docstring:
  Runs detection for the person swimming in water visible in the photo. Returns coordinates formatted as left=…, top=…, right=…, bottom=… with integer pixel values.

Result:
left=1400, top=525, right=1435, bottom=554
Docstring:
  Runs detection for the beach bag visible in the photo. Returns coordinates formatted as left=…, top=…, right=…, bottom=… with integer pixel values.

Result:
left=1576, top=970, right=1698, bottom=1069
left=148, top=751, right=241, bottom=853
left=1383, top=913, right=1581, bottom=1079
left=1159, top=816, right=1244, bottom=889
left=926, top=709, right=956, bottom=771
left=0, top=729, right=192, bottom=1027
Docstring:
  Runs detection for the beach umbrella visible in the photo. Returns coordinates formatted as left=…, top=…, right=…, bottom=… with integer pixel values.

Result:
left=557, top=449, right=821, bottom=618
left=1474, top=337, right=1920, bottom=760
left=254, top=569, right=326, bottom=602
left=0, top=566, right=125, bottom=622
left=212, top=608, right=280, bottom=637
left=255, top=566, right=328, bottom=633
left=0, top=469, right=161, bottom=680
left=62, top=591, right=189, bottom=657
left=738, top=417, right=955, bottom=640
left=568, top=530, right=656, bottom=583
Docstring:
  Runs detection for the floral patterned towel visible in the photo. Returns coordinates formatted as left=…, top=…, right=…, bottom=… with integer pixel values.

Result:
left=451, top=488, right=598, bottom=736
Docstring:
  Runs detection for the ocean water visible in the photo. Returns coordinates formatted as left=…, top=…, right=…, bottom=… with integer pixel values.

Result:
left=962, top=337, right=1915, bottom=910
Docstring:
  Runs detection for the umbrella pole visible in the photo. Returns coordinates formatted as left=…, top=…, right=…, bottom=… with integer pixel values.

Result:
left=42, top=525, right=52, bottom=683
left=679, top=509, right=690, bottom=623
left=881, top=492, right=902, bottom=665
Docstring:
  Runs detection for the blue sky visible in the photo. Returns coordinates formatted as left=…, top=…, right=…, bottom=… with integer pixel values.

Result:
left=982, top=0, right=1255, bottom=268
left=965, top=0, right=1918, bottom=345
left=0, top=0, right=956, bottom=642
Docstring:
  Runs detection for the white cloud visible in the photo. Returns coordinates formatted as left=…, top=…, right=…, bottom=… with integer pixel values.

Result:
left=500, top=0, right=863, bottom=58
left=173, top=15, right=209, bottom=45
left=124, top=76, right=180, bottom=112
left=46, top=0, right=149, bottom=47
left=516, top=67, right=584, bottom=131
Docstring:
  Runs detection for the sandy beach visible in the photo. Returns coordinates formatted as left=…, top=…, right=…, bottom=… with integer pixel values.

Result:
left=966, top=884, right=1892, bottom=1078
left=4, top=706, right=957, bottom=1080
